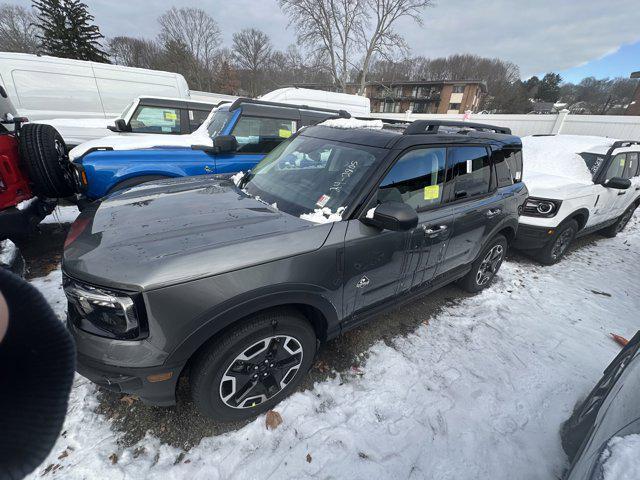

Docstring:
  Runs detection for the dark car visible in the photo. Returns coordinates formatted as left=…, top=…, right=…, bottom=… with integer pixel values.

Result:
left=563, top=331, right=640, bottom=479
left=62, top=120, right=528, bottom=421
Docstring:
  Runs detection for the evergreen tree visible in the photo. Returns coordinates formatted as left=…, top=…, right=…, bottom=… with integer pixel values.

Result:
left=32, top=0, right=109, bottom=62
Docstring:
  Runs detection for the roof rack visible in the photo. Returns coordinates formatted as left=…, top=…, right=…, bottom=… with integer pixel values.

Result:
left=228, top=97, right=351, bottom=118
left=403, top=120, right=511, bottom=135
left=606, top=140, right=640, bottom=157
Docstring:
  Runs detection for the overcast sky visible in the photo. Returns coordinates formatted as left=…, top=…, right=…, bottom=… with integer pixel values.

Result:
left=15, top=0, right=640, bottom=82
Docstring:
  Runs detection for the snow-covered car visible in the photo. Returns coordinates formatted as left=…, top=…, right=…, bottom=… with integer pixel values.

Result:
left=563, top=330, right=640, bottom=480
left=514, top=135, right=640, bottom=264
left=39, top=96, right=217, bottom=148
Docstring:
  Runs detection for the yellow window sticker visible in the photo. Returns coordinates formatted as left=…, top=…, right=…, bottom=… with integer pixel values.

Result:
left=620, top=158, right=626, bottom=167
left=279, top=129, right=292, bottom=138
left=164, top=111, right=177, bottom=121
left=424, top=185, right=440, bottom=200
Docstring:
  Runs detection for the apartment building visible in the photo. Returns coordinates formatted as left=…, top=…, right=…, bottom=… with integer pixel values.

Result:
left=292, top=80, right=487, bottom=114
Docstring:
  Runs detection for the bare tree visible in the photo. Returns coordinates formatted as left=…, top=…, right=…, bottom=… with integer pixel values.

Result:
left=108, top=36, right=163, bottom=69
left=158, top=7, right=221, bottom=90
left=279, top=0, right=364, bottom=91
left=356, top=0, right=431, bottom=94
left=0, top=4, right=40, bottom=53
left=232, top=28, right=273, bottom=96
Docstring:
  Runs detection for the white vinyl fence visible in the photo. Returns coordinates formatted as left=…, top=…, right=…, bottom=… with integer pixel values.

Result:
left=370, top=110, right=640, bottom=139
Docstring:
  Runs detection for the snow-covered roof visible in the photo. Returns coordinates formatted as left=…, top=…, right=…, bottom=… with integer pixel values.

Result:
left=522, top=135, right=617, bottom=183
left=319, top=118, right=383, bottom=130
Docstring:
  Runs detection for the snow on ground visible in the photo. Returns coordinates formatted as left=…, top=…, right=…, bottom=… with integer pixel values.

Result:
left=522, top=134, right=615, bottom=183
left=27, top=214, right=640, bottom=480
left=320, top=118, right=383, bottom=129
left=601, top=434, right=640, bottom=480
left=41, top=205, right=80, bottom=225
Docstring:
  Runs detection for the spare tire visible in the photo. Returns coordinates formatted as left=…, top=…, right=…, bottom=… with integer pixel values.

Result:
left=18, top=123, right=75, bottom=198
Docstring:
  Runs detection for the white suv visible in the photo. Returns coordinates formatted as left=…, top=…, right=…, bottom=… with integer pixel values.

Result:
left=515, top=135, right=640, bottom=264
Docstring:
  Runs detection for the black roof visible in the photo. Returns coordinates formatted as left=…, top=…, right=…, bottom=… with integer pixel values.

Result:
left=137, top=97, right=217, bottom=110
left=223, top=97, right=350, bottom=120
left=301, top=120, right=521, bottom=150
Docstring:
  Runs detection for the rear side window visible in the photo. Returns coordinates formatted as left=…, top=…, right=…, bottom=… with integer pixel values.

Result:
left=623, top=153, right=639, bottom=179
left=378, top=148, right=446, bottom=209
left=129, top=106, right=181, bottom=134
left=232, top=116, right=297, bottom=154
left=189, top=109, right=211, bottom=132
left=492, top=147, right=522, bottom=187
left=446, top=146, right=491, bottom=199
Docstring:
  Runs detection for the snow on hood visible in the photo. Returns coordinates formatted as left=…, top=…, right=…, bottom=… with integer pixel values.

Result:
left=522, top=135, right=616, bottom=185
left=38, top=117, right=116, bottom=129
left=320, top=118, right=383, bottom=130
left=600, top=434, right=640, bottom=480
left=69, top=131, right=213, bottom=160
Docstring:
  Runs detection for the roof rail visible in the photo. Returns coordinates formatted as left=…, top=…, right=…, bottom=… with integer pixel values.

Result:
left=228, top=97, right=351, bottom=118
left=403, top=120, right=511, bottom=135
left=606, top=140, right=640, bottom=158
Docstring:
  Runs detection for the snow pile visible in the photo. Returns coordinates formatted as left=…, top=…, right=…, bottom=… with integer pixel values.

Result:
left=522, top=135, right=615, bottom=184
left=300, top=206, right=345, bottom=224
left=0, top=239, right=18, bottom=266
left=320, top=118, right=383, bottom=130
left=26, top=214, right=640, bottom=479
left=41, top=205, right=80, bottom=225
left=600, top=434, right=640, bottom=480
left=16, top=198, right=37, bottom=211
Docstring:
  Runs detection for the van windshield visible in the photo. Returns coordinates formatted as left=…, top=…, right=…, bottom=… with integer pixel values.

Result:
left=207, top=110, right=233, bottom=138
left=244, top=134, right=385, bottom=218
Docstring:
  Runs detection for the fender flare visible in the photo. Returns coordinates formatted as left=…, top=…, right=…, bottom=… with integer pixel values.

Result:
left=164, top=286, right=340, bottom=367
left=563, top=208, right=590, bottom=230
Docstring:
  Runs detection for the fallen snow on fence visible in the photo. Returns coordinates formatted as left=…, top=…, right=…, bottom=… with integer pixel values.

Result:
left=28, top=214, right=640, bottom=480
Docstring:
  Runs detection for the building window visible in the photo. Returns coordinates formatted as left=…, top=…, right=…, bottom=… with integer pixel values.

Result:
left=449, top=103, right=461, bottom=111
left=452, top=85, right=465, bottom=93
left=384, top=101, right=395, bottom=113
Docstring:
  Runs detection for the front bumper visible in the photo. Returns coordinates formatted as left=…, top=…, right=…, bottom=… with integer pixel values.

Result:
left=513, top=224, right=557, bottom=251
left=0, top=197, right=56, bottom=237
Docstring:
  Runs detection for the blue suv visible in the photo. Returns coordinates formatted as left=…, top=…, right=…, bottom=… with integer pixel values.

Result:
left=72, top=99, right=348, bottom=199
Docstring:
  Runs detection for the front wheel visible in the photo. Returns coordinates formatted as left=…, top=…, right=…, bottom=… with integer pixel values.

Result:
left=459, top=234, right=507, bottom=293
left=190, top=309, right=317, bottom=421
left=535, top=219, right=578, bottom=265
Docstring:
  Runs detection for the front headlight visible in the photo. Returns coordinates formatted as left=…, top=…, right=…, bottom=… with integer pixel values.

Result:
left=64, top=276, right=147, bottom=340
left=522, top=197, right=562, bottom=218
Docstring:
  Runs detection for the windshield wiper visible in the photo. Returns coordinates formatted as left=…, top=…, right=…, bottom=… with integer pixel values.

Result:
left=239, top=170, right=254, bottom=188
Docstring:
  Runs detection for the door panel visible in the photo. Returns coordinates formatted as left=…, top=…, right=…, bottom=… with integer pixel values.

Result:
left=342, top=220, right=410, bottom=326
left=214, top=153, right=265, bottom=174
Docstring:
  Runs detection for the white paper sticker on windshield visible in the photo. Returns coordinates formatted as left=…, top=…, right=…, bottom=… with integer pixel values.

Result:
left=466, top=159, right=473, bottom=173
left=316, top=194, right=331, bottom=207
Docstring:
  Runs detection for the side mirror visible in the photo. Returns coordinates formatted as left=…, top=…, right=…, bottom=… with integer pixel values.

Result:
left=604, top=177, right=631, bottom=190
left=362, top=202, right=418, bottom=231
left=108, top=118, right=129, bottom=132
left=213, top=135, right=238, bottom=154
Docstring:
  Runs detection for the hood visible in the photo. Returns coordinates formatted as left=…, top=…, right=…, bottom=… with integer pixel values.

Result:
left=63, top=176, right=332, bottom=290
left=523, top=170, right=593, bottom=199
left=68, top=131, right=213, bottom=161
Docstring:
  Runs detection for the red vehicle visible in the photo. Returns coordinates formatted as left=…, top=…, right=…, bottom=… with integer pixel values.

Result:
left=0, top=86, right=75, bottom=273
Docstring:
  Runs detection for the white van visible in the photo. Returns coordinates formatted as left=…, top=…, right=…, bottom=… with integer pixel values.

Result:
left=259, top=87, right=370, bottom=116
left=0, top=52, right=190, bottom=121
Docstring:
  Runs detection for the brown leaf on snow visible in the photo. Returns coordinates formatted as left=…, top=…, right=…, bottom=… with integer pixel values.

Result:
left=57, top=450, right=69, bottom=460
left=314, top=360, right=330, bottom=373
left=265, top=410, right=283, bottom=430
left=610, top=333, right=629, bottom=347
left=120, top=395, right=138, bottom=406
left=109, top=453, right=118, bottom=464
left=306, top=453, right=312, bottom=463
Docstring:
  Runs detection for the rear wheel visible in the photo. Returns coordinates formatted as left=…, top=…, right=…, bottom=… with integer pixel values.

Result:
left=18, top=123, right=75, bottom=198
left=600, top=204, right=636, bottom=238
left=535, top=219, right=578, bottom=265
left=459, top=234, right=507, bottom=293
left=190, top=309, right=317, bottom=421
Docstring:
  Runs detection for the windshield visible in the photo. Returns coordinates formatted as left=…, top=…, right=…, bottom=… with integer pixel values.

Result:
left=244, top=134, right=386, bottom=218
left=119, top=101, right=135, bottom=119
left=207, top=109, right=233, bottom=138
left=580, top=152, right=606, bottom=177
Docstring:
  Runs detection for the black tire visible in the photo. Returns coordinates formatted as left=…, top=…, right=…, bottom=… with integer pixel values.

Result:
left=600, top=204, right=636, bottom=238
left=18, top=123, right=75, bottom=198
left=190, top=308, right=317, bottom=421
left=106, top=175, right=171, bottom=195
left=535, top=219, right=578, bottom=265
left=459, top=234, right=508, bottom=293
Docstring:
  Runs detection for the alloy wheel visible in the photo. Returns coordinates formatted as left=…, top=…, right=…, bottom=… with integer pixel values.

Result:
left=551, top=227, right=574, bottom=260
left=54, top=138, right=75, bottom=187
left=219, top=335, right=304, bottom=409
left=476, top=244, right=504, bottom=286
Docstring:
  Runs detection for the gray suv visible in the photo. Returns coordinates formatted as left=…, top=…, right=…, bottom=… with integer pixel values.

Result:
left=63, top=120, right=528, bottom=421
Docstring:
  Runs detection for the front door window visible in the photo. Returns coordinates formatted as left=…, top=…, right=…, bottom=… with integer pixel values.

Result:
left=129, top=106, right=181, bottom=134
left=232, top=116, right=297, bottom=154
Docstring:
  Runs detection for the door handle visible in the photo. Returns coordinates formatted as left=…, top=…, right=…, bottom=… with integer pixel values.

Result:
left=617, top=191, right=626, bottom=196
left=422, top=225, right=448, bottom=236
left=485, top=208, right=502, bottom=217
